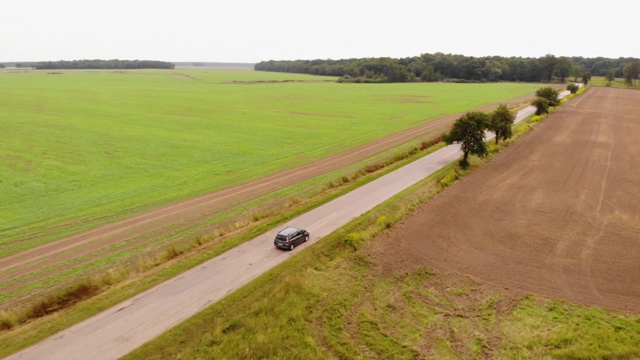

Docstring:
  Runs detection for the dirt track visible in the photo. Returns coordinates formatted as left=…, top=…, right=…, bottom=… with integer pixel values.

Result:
left=371, top=87, right=640, bottom=313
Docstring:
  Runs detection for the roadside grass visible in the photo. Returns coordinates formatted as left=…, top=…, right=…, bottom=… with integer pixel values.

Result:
left=501, top=297, right=640, bottom=359
left=0, top=69, right=544, bottom=256
left=122, top=92, right=640, bottom=359
left=0, top=131, right=448, bottom=357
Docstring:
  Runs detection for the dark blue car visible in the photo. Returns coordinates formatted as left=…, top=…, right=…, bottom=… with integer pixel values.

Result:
left=274, top=226, right=309, bottom=250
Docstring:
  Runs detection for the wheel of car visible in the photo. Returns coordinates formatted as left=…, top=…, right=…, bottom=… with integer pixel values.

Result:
left=290, top=243, right=295, bottom=250
left=304, top=235, right=309, bottom=242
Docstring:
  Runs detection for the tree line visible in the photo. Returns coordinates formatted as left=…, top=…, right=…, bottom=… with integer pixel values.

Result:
left=32, top=59, right=175, bottom=70
left=255, top=53, right=640, bottom=83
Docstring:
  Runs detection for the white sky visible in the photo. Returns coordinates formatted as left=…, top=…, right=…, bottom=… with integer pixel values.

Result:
left=1, top=0, right=635, bottom=63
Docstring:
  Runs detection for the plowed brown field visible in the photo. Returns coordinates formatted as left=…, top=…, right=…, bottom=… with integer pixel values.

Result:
left=371, top=87, right=640, bottom=313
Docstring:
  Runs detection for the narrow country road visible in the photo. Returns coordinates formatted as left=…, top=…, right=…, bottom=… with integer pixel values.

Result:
left=6, top=101, right=549, bottom=360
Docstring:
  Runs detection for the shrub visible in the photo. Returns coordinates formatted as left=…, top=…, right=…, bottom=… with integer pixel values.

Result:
left=532, top=97, right=550, bottom=115
left=0, top=313, right=15, bottom=330
left=535, top=87, right=560, bottom=106
left=364, top=164, right=384, bottom=174
left=28, top=281, right=99, bottom=319
left=567, top=83, right=579, bottom=94
left=421, top=135, right=442, bottom=150
left=343, top=232, right=363, bottom=250
left=164, top=246, right=182, bottom=261
left=375, top=215, right=391, bottom=229
left=488, top=144, right=501, bottom=154
left=439, top=170, right=459, bottom=188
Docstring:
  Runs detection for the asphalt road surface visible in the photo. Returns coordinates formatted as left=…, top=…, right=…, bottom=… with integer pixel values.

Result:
left=7, top=101, right=549, bottom=360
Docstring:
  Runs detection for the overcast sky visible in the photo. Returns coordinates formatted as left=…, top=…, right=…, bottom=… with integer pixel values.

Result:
left=2, top=0, right=635, bottom=63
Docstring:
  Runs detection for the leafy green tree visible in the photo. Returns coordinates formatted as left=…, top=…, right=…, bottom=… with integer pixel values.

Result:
left=582, top=72, right=592, bottom=85
left=433, top=57, right=455, bottom=78
left=605, top=70, right=615, bottom=86
left=457, top=58, right=484, bottom=80
left=570, top=64, right=586, bottom=81
left=539, top=54, right=557, bottom=81
left=566, top=83, right=579, bottom=94
left=482, top=60, right=504, bottom=81
left=420, top=65, right=441, bottom=82
left=488, top=104, right=515, bottom=144
left=444, top=112, right=490, bottom=168
left=554, top=57, right=573, bottom=82
left=623, top=62, right=640, bottom=87
left=532, top=97, right=550, bottom=115
left=506, top=58, right=528, bottom=81
left=524, top=60, right=543, bottom=82
left=535, top=87, right=560, bottom=107
left=409, top=59, right=428, bottom=76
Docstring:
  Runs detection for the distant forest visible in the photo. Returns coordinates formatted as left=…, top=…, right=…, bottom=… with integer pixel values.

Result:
left=255, top=53, right=640, bottom=83
left=32, top=59, right=175, bottom=70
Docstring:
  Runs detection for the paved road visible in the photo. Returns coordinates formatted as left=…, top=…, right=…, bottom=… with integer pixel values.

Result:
left=7, top=100, right=556, bottom=360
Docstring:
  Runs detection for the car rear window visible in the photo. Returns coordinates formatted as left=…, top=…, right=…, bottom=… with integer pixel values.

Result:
left=276, top=234, right=288, bottom=240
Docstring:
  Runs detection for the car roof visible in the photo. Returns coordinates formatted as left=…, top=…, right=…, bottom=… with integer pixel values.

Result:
left=278, top=226, right=299, bottom=236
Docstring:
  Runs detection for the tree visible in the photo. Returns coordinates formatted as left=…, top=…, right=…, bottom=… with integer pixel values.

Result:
left=443, top=112, right=490, bottom=168
left=623, top=62, right=640, bottom=87
left=457, top=58, right=484, bottom=80
left=0, top=63, right=4, bottom=69
left=420, top=65, right=441, bottom=82
left=488, top=104, right=515, bottom=144
left=524, top=60, right=543, bottom=82
left=482, top=60, right=504, bottom=81
left=532, top=97, right=550, bottom=115
left=554, top=57, right=573, bottom=82
left=535, top=87, right=560, bottom=107
left=570, top=64, right=586, bottom=81
left=539, top=54, right=557, bottom=81
left=605, top=70, right=615, bottom=86
left=566, top=83, right=579, bottom=94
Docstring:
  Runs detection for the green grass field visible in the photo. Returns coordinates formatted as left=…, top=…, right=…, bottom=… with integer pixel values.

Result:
left=0, top=69, right=542, bottom=256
